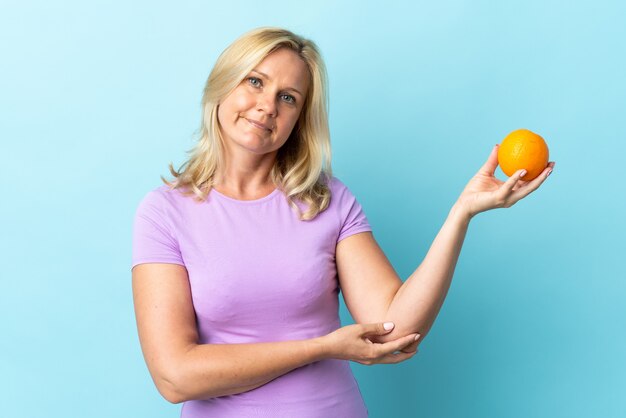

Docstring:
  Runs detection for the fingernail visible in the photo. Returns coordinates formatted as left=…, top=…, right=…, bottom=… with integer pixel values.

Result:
left=519, top=169, right=527, bottom=178
left=384, top=322, right=394, bottom=330
left=547, top=170, right=553, bottom=177
left=414, top=334, right=421, bottom=341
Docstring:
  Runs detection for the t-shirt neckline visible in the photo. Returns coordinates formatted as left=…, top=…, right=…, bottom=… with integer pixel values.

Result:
left=210, top=187, right=281, bottom=204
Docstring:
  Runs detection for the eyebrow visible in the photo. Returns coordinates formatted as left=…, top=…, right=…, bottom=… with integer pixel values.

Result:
left=251, top=69, right=304, bottom=96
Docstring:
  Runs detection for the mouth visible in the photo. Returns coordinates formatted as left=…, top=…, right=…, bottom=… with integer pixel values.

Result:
left=246, top=118, right=272, bottom=132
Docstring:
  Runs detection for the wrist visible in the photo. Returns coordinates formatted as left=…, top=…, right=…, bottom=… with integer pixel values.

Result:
left=308, top=336, right=331, bottom=361
left=449, top=201, right=473, bottom=225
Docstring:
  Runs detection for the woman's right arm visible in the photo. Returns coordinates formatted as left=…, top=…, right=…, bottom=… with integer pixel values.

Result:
left=132, top=263, right=419, bottom=404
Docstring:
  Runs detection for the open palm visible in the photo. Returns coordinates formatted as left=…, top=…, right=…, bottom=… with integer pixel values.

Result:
left=457, top=144, right=555, bottom=218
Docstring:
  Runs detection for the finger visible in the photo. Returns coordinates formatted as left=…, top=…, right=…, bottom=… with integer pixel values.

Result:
left=500, top=168, right=527, bottom=195
left=361, top=322, right=395, bottom=337
left=510, top=161, right=555, bottom=201
left=379, top=333, right=420, bottom=356
left=400, top=346, right=419, bottom=354
left=478, top=144, right=500, bottom=176
left=377, top=349, right=418, bottom=365
left=400, top=339, right=420, bottom=353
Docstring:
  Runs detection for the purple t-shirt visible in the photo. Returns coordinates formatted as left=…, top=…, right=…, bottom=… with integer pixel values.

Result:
left=131, top=176, right=372, bottom=417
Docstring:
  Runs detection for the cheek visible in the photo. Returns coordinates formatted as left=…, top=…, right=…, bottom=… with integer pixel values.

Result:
left=230, top=89, right=255, bottom=111
left=281, top=111, right=302, bottom=133
left=219, top=90, right=253, bottom=121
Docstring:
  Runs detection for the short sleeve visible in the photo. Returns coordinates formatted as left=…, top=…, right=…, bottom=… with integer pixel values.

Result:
left=333, top=177, right=373, bottom=243
left=131, top=190, right=184, bottom=270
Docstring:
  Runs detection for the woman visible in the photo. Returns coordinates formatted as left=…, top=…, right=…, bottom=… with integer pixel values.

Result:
left=131, top=27, right=554, bottom=417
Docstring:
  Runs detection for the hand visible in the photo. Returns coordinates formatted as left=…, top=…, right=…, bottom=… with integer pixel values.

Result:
left=456, top=144, right=555, bottom=218
left=321, top=322, right=420, bottom=365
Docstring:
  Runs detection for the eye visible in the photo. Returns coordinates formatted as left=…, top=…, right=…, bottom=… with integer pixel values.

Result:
left=280, top=94, right=296, bottom=104
left=247, top=77, right=262, bottom=88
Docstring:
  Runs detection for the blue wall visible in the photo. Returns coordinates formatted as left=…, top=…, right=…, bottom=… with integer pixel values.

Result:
left=2, top=1, right=624, bottom=417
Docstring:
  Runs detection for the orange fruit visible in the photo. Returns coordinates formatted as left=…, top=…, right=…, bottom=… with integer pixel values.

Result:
left=497, top=129, right=549, bottom=181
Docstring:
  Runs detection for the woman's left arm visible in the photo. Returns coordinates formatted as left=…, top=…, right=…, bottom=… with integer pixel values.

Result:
left=369, top=145, right=555, bottom=350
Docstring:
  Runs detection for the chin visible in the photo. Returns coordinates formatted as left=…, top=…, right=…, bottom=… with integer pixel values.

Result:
left=232, top=136, right=272, bottom=154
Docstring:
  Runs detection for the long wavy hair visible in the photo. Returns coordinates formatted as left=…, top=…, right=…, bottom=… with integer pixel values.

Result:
left=161, top=27, right=333, bottom=221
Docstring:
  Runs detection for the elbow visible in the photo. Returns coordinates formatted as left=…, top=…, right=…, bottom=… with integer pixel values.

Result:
left=372, top=320, right=430, bottom=345
left=154, top=368, right=189, bottom=404
left=162, top=387, right=185, bottom=405
left=152, top=345, right=201, bottom=404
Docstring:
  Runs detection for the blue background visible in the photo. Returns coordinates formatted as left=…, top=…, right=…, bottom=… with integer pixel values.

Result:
left=2, top=1, right=625, bottom=417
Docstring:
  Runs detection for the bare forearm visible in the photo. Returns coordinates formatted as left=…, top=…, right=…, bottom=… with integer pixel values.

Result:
left=378, top=202, right=471, bottom=342
left=170, top=338, right=327, bottom=402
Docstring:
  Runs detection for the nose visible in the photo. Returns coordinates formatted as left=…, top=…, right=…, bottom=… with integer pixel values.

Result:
left=257, top=93, right=277, bottom=117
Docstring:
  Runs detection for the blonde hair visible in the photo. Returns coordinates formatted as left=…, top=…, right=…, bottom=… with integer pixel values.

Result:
left=161, top=27, right=333, bottom=221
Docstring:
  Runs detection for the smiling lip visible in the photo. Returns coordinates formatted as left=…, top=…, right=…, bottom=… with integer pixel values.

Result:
left=246, top=118, right=272, bottom=132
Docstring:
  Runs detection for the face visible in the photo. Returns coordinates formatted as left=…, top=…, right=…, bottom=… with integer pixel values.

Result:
left=217, top=48, right=310, bottom=158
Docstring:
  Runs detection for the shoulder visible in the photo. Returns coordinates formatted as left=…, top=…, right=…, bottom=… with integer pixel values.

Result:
left=326, top=175, right=360, bottom=202
left=138, top=184, right=185, bottom=209
left=323, top=175, right=368, bottom=219
left=134, top=184, right=189, bottom=225
left=326, top=175, right=351, bottom=194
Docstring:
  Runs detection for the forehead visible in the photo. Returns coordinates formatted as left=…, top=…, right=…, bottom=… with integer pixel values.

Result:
left=253, top=48, right=310, bottom=95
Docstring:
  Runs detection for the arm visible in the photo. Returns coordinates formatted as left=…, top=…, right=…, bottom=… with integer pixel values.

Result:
left=337, top=146, right=554, bottom=348
left=375, top=203, right=470, bottom=345
left=381, top=149, right=553, bottom=346
left=132, top=263, right=327, bottom=404
left=336, top=205, right=469, bottom=348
